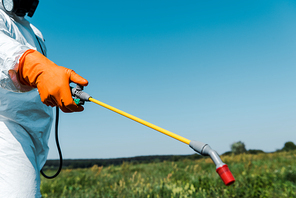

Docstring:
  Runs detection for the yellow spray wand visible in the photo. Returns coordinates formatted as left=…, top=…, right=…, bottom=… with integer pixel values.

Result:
left=71, top=85, right=235, bottom=186
left=89, top=97, right=190, bottom=145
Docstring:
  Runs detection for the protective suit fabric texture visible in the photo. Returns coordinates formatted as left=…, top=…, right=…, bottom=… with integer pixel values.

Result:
left=0, top=2, right=53, bottom=197
left=18, top=49, right=88, bottom=112
left=0, top=122, right=41, bottom=198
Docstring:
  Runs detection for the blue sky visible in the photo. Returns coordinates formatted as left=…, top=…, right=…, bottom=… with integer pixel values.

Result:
left=30, top=0, right=296, bottom=159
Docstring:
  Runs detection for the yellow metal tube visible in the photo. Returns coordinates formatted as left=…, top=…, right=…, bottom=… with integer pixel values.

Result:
left=89, top=97, right=191, bottom=145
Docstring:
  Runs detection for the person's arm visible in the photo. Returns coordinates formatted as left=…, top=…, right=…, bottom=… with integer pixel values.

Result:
left=0, top=10, right=31, bottom=91
left=0, top=10, right=88, bottom=112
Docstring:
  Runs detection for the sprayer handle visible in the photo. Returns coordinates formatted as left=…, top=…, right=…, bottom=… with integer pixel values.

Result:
left=71, top=84, right=91, bottom=105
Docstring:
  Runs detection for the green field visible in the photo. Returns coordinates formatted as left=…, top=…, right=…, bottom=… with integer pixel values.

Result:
left=41, top=151, right=296, bottom=198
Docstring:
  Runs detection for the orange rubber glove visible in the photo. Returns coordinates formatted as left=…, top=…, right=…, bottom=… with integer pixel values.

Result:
left=18, top=49, right=88, bottom=113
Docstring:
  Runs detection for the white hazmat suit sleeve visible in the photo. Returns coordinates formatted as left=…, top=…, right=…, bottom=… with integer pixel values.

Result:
left=0, top=4, right=53, bottom=198
left=0, top=8, right=47, bottom=92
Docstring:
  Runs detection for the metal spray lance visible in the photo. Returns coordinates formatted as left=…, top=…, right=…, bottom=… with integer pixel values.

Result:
left=71, top=84, right=236, bottom=186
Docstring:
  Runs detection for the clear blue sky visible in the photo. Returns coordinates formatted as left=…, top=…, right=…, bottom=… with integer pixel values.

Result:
left=30, top=0, right=296, bottom=159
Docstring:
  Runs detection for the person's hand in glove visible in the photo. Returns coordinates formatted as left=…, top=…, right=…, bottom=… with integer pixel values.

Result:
left=17, top=49, right=88, bottom=113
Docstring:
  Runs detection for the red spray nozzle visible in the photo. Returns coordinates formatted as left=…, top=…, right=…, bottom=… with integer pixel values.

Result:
left=216, top=164, right=235, bottom=186
left=189, top=141, right=236, bottom=186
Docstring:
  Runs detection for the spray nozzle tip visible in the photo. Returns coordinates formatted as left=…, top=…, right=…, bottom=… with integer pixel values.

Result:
left=216, top=164, right=235, bottom=186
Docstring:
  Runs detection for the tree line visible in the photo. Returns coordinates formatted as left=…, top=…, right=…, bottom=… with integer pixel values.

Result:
left=42, top=141, right=296, bottom=170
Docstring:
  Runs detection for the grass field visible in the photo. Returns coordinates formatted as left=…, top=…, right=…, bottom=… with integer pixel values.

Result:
left=41, top=151, right=296, bottom=198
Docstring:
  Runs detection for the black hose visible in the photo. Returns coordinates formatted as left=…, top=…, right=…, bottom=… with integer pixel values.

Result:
left=35, top=36, right=63, bottom=179
left=40, top=107, right=63, bottom=179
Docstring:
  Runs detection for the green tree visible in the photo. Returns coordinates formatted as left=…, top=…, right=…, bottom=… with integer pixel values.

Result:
left=231, top=141, right=247, bottom=154
left=282, top=141, right=296, bottom=151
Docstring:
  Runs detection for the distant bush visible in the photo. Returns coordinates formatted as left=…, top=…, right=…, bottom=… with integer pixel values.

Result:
left=282, top=141, right=296, bottom=151
left=231, top=141, right=247, bottom=154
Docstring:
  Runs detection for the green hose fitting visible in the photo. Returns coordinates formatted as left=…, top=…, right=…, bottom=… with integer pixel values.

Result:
left=74, top=98, right=81, bottom=105
left=71, top=84, right=91, bottom=105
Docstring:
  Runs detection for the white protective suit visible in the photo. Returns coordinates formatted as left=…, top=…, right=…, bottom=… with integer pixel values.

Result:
left=0, top=2, right=53, bottom=198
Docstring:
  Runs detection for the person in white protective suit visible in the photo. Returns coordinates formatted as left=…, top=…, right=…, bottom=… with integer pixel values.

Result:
left=0, top=0, right=88, bottom=197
